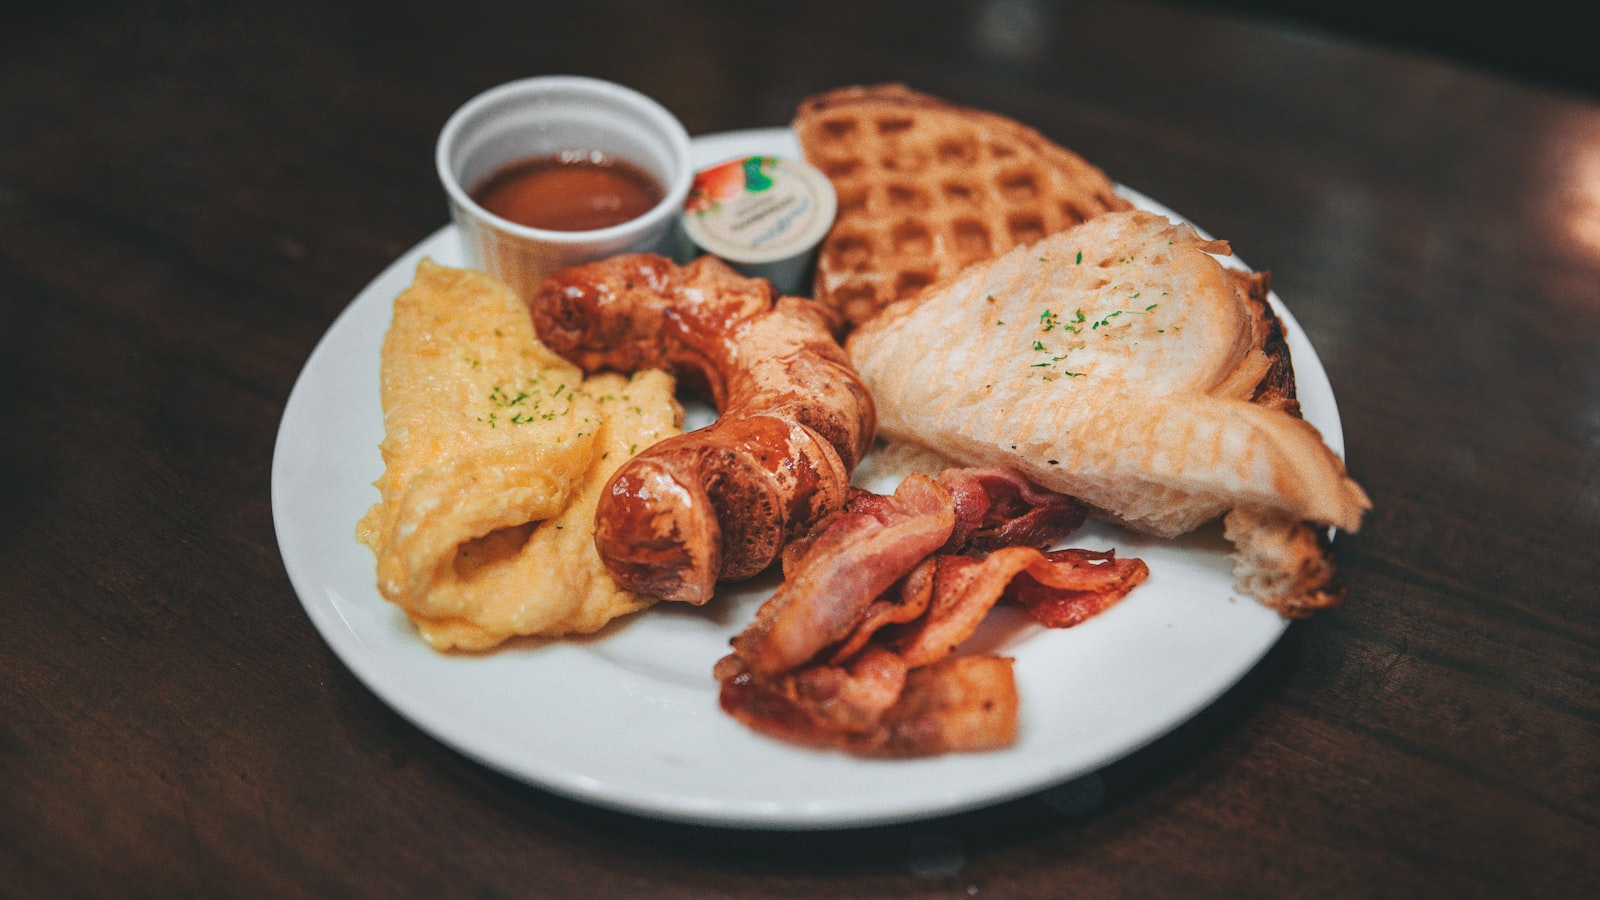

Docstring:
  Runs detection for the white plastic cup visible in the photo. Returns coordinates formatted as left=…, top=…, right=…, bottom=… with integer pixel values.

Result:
left=436, top=76, right=694, bottom=300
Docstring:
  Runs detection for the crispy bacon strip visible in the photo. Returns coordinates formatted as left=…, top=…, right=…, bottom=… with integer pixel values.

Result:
left=716, top=651, right=1017, bottom=756
left=715, top=644, right=907, bottom=742
left=871, top=656, right=1019, bottom=756
left=1007, top=549, right=1151, bottom=627
left=826, top=556, right=937, bottom=664
left=939, top=467, right=1089, bottom=551
left=750, top=467, right=1092, bottom=674
left=729, top=473, right=954, bottom=677
left=892, top=547, right=1046, bottom=668
left=889, top=547, right=1148, bottom=667
left=718, top=466, right=1147, bottom=756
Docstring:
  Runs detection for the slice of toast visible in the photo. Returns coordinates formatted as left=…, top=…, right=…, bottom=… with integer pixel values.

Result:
left=794, top=84, right=1130, bottom=329
left=846, top=209, right=1370, bottom=614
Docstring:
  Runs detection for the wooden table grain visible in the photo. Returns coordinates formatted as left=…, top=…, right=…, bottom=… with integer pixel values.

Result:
left=3, top=1, right=1596, bottom=895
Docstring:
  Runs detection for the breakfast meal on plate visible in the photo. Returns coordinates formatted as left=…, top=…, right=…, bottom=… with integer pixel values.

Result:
left=357, top=260, right=681, bottom=650
left=529, top=252, right=876, bottom=604
left=350, top=82, right=1369, bottom=758
left=846, top=208, right=1371, bottom=615
left=793, top=83, right=1131, bottom=328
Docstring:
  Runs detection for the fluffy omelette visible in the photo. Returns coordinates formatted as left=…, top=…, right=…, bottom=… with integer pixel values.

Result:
left=357, top=259, right=681, bottom=651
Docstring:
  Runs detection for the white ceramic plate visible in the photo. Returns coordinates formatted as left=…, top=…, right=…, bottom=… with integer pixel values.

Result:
left=272, top=128, right=1345, bottom=829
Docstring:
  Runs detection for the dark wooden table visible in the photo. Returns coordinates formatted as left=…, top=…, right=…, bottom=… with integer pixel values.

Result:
left=4, top=0, right=1596, bottom=895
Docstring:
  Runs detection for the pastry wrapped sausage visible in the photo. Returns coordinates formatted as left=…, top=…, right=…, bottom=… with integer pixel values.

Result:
left=530, top=254, right=876, bottom=604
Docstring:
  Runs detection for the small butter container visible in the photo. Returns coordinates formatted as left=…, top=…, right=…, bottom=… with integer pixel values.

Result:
left=680, top=155, right=836, bottom=295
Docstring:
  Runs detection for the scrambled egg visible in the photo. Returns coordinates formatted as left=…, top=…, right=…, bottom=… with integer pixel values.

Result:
left=356, top=259, right=681, bottom=650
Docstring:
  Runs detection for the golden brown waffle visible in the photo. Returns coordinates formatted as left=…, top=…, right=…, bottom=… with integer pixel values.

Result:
left=794, top=84, right=1132, bottom=328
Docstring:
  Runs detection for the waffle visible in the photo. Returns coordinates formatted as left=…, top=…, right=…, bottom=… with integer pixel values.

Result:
left=794, top=84, right=1131, bottom=328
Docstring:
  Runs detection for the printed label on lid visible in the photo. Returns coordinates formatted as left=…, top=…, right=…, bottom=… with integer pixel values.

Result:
left=683, top=156, right=836, bottom=264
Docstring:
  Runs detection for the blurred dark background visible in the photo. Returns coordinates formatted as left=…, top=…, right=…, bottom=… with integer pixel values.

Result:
left=6, top=0, right=1596, bottom=101
left=1163, top=0, right=1599, bottom=100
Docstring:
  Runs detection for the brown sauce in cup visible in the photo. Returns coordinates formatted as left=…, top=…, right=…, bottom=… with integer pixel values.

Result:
left=471, top=152, right=665, bottom=232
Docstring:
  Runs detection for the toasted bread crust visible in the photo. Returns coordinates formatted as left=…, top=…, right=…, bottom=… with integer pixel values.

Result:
left=1236, top=268, right=1301, bottom=418
left=1225, top=269, right=1349, bottom=612
left=1224, top=506, right=1346, bottom=616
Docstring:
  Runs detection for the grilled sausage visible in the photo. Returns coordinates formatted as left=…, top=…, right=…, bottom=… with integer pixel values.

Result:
left=530, top=254, right=876, bottom=604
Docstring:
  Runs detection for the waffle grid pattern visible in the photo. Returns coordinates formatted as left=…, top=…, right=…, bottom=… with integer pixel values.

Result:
left=795, top=85, right=1131, bottom=327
